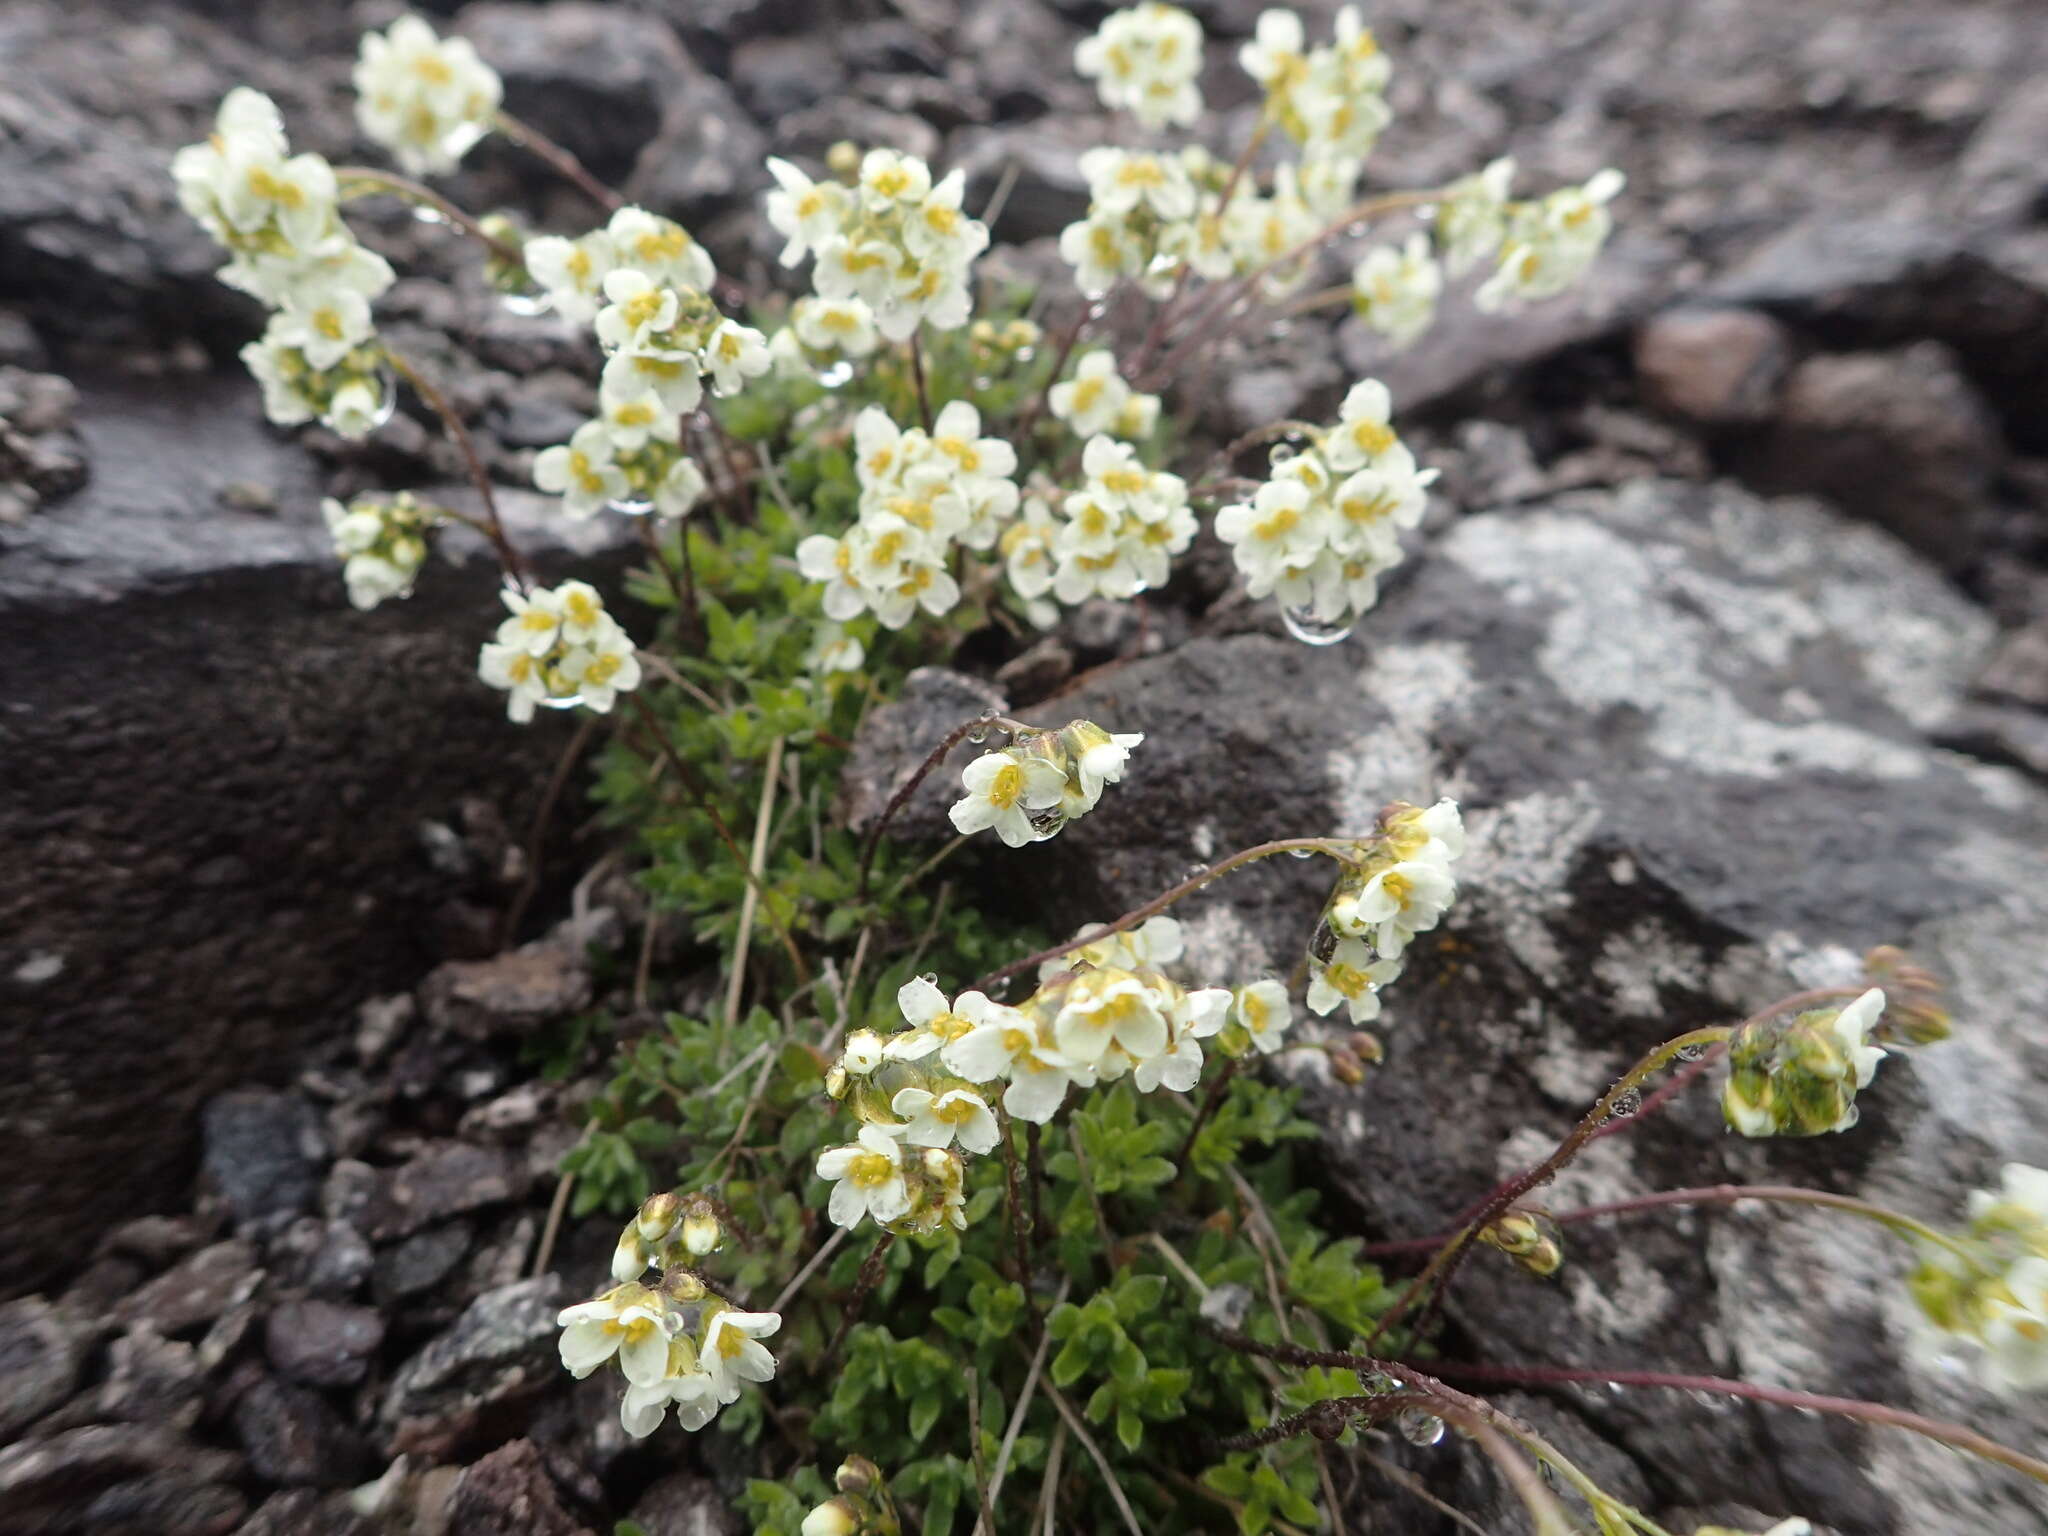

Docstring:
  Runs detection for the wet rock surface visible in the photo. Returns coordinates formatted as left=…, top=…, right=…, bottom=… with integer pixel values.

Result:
left=1, top=0, right=2045, bottom=1532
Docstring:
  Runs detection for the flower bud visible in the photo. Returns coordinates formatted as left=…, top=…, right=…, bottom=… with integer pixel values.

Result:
left=835, top=1456, right=883, bottom=1496
left=841, top=1029, right=886, bottom=1075
left=611, top=1226, right=651, bottom=1283
left=802, top=1498, right=861, bottom=1536
left=1349, top=1031, right=1385, bottom=1065
left=680, top=1197, right=723, bottom=1257
left=825, top=1065, right=850, bottom=1100
left=1327, top=1046, right=1366, bottom=1085
left=1479, top=1210, right=1563, bottom=1276
left=826, top=141, right=862, bottom=177
left=1721, top=989, right=1887, bottom=1138
left=635, top=1191, right=683, bottom=1246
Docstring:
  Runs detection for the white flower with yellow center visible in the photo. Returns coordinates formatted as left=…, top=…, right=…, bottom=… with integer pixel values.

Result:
left=1079, top=148, right=1198, bottom=222
left=1215, top=477, right=1326, bottom=592
left=1050, top=351, right=1135, bottom=440
left=1239, top=8, right=1306, bottom=91
left=702, top=319, right=771, bottom=396
left=1330, top=858, right=1456, bottom=955
left=903, top=169, right=988, bottom=265
left=1829, top=988, right=1888, bottom=1090
left=1323, top=378, right=1398, bottom=471
left=949, top=750, right=1068, bottom=848
left=943, top=1014, right=1079, bottom=1124
left=606, top=206, right=716, bottom=293
left=859, top=148, right=933, bottom=210
left=495, top=585, right=564, bottom=655
left=886, top=978, right=1008, bottom=1062
left=890, top=1085, right=1001, bottom=1155
left=525, top=230, right=617, bottom=323
left=1435, top=157, right=1515, bottom=277
left=815, top=1124, right=912, bottom=1230
left=795, top=532, right=870, bottom=622
left=1052, top=969, right=1171, bottom=1077
left=556, top=581, right=608, bottom=644
left=1065, top=722, right=1145, bottom=807
left=595, top=269, right=682, bottom=352
left=534, top=421, right=630, bottom=519
left=1234, top=979, right=1294, bottom=1054
left=1331, top=445, right=1432, bottom=549
left=601, top=349, right=704, bottom=416
left=793, top=297, right=880, bottom=358
left=1476, top=168, right=1625, bottom=312
left=764, top=158, right=850, bottom=267
left=1981, top=1256, right=2048, bottom=1393
left=1076, top=2, right=1205, bottom=129
left=1307, top=941, right=1403, bottom=1023
left=698, top=1307, right=782, bottom=1404
left=814, top=232, right=898, bottom=307
left=1351, top=234, right=1442, bottom=350
left=557, top=1286, right=675, bottom=1386
left=879, top=257, right=972, bottom=340
left=600, top=390, right=677, bottom=453
left=804, top=621, right=865, bottom=676
left=478, top=643, right=548, bottom=723
left=1059, top=212, right=1144, bottom=300
left=352, top=15, right=502, bottom=178
left=560, top=618, right=641, bottom=715
left=840, top=1028, right=887, bottom=1077
left=654, top=456, right=707, bottom=520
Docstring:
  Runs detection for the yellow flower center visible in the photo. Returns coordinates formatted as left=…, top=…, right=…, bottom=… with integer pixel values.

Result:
left=937, top=1096, right=979, bottom=1125
left=1347, top=419, right=1394, bottom=456
left=986, top=762, right=1025, bottom=810
left=849, top=1151, right=895, bottom=1188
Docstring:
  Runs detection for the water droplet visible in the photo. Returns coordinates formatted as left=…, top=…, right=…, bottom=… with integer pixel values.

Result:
left=366, top=367, right=399, bottom=431
left=500, top=289, right=551, bottom=317
left=1282, top=606, right=1354, bottom=646
left=920, top=972, right=938, bottom=987
left=1287, top=847, right=1315, bottom=859
left=1307, top=918, right=1338, bottom=965
left=966, top=724, right=990, bottom=743
left=607, top=495, right=654, bottom=517
left=1026, top=807, right=1067, bottom=840
left=411, top=203, right=447, bottom=226
left=816, top=360, right=854, bottom=388
left=1364, top=1371, right=1398, bottom=1395
left=1396, top=1410, right=1444, bottom=1447
left=1197, top=1283, right=1253, bottom=1330
left=1676, top=1043, right=1708, bottom=1062
left=1608, top=1087, right=1643, bottom=1118
left=1013, top=346, right=1037, bottom=363
left=537, top=691, right=586, bottom=712
left=978, top=706, right=1003, bottom=719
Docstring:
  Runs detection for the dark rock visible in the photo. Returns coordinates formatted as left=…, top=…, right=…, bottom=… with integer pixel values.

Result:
left=97, top=1325, right=204, bottom=1428
left=628, top=1471, right=742, bottom=1536
left=81, top=1475, right=247, bottom=1536
left=0, top=1297, right=82, bottom=1439
left=1736, top=343, right=2002, bottom=570
left=625, top=68, right=769, bottom=220
left=232, top=1375, right=375, bottom=1488
left=269, top=1219, right=374, bottom=1300
left=320, top=1161, right=379, bottom=1229
left=1975, top=618, right=2048, bottom=710
left=491, top=372, right=594, bottom=454
left=264, top=1299, right=385, bottom=1389
left=1633, top=307, right=1792, bottom=424
left=362, top=1141, right=530, bottom=1242
left=198, top=1296, right=262, bottom=1375
left=201, top=1090, right=330, bottom=1231
left=950, top=120, right=1100, bottom=244
left=0, top=1425, right=241, bottom=1532
left=447, top=1438, right=594, bottom=1536
left=376, top=1223, right=475, bottom=1303
left=117, top=1241, right=262, bottom=1336
left=107, top=1214, right=210, bottom=1268
left=419, top=944, right=592, bottom=1041
left=458, top=1081, right=558, bottom=1141
left=771, top=99, right=939, bottom=168
left=0, top=312, right=48, bottom=371
left=235, top=1489, right=378, bottom=1536
left=836, top=666, right=1008, bottom=842
left=993, top=636, right=1076, bottom=705
left=730, top=36, right=846, bottom=123
left=380, top=1276, right=563, bottom=1457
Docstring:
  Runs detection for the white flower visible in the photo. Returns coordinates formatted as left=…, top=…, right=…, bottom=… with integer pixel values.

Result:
left=559, top=616, right=641, bottom=714
left=1239, top=9, right=1306, bottom=89
left=698, top=1308, right=782, bottom=1404
left=606, top=206, right=716, bottom=292
left=1053, top=970, right=1171, bottom=1075
left=1968, top=1164, right=2048, bottom=1233
left=765, top=158, right=850, bottom=267
left=1076, top=2, right=1205, bottom=129
left=1323, top=378, right=1398, bottom=471
left=1476, top=168, right=1625, bottom=312
left=1351, top=234, right=1442, bottom=350
left=1050, top=351, right=1135, bottom=439
left=1060, top=213, right=1143, bottom=300
left=840, top=1028, right=887, bottom=1076
left=1435, top=157, right=1515, bottom=277
left=352, top=15, right=502, bottom=178
left=655, top=456, right=708, bottom=519
left=793, top=298, right=879, bottom=358
left=1068, top=726, right=1144, bottom=806
left=596, top=269, right=681, bottom=352
left=814, top=233, right=898, bottom=306
left=557, top=1288, right=674, bottom=1386
left=535, top=421, right=630, bottom=518
left=903, top=170, right=988, bottom=265
left=1829, top=988, right=1888, bottom=1089
left=804, top=621, right=865, bottom=675
left=887, top=978, right=1008, bottom=1062
left=525, top=231, right=617, bottom=323
left=1330, top=858, right=1457, bottom=956
left=1080, top=148, right=1198, bottom=221
left=1981, top=1256, right=2048, bottom=1393
left=948, top=750, right=1068, bottom=848
left=890, top=1085, right=1001, bottom=1155
left=1234, top=979, right=1293, bottom=1054
left=1307, top=941, right=1403, bottom=1023
left=601, top=349, right=704, bottom=416
left=859, top=148, right=933, bottom=210
left=1215, top=478, right=1326, bottom=593
left=600, top=390, right=678, bottom=453
left=495, top=584, right=563, bottom=655
left=815, top=1123, right=912, bottom=1230
left=478, top=643, right=548, bottom=723
left=703, top=319, right=771, bottom=396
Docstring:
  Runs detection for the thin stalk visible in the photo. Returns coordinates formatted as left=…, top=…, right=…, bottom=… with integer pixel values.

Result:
left=978, top=1277, right=1070, bottom=1533
left=966, top=1366, right=997, bottom=1536
left=1046, top=1384, right=1145, bottom=1536
left=722, top=734, right=787, bottom=1053
left=973, top=836, right=1363, bottom=994
left=383, top=344, right=529, bottom=586
left=907, top=334, right=934, bottom=432
left=820, top=1232, right=897, bottom=1367
left=494, top=108, right=623, bottom=212
left=768, top=1226, right=850, bottom=1316
left=995, top=1103, right=1035, bottom=1289
left=497, top=713, right=598, bottom=948
left=1554, top=1183, right=1985, bottom=1269
left=1128, top=116, right=1272, bottom=378
left=886, top=832, right=972, bottom=903
left=637, top=518, right=691, bottom=615
left=1176, top=1055, right=1243, bottom=1165
left=1429, top=1361, right=2048, bottom=1487
left=335, top=167, right=524, bottom=266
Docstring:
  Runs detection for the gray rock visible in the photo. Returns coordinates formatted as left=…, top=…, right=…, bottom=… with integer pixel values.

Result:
left=1633, top=307, right=1792, bottom=424
left=117, top=1241, right=262, bottom=1336
left=380, top=1276, right=563, bottom=1457
left=81, top=1475, right=247, bottom=1536
left=0, top=1297, right=82, bottom=1440
left=447, top=1438, right=593, bottom=1536
left=264, top=1299, right=385, bottom=1389
left=107, top=1214, right=210, bottom=1268
left=419, top=944, right=592, bottom=1041
left=1975, top=618, right=2048, bottom=711
left=628, top=1472, right=743, bottom=1536
left=0, top=1425, right=241, bottom=1533
left=362, top=1142, right=530, bottom=1242
left=201, top=1090, right=330, bottom=1231
left=232, top=1375, right=375, bottom=1488
left=268, top=1218, right=374, bottom=1300
left=97, top=1325, right=203, bottom=1428
left=376, top=1223, right=476, bottom=1304
left=234, top=1489, right=378, bottom=1536
left=836, top=666, right=1008, bottom=843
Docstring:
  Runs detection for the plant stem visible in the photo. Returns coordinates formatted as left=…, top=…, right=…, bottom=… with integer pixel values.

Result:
left=973, top=836, right=1362, bottom=994
left=497, top=713, right=598, bottom=949
left=1365, top=1024, right=1734, bottom=1350
left=1046, top=1384, right=1146, bottom=1536
left=820, top=1232, right=897, bottom=1367
left=722, top=734, right=786, bottom=1055
left=335, top=167, right=525, bottom=266
left=1554, top=1183, right=1983, bottom=1268
left=907, top=334, right=933, bottom=432
left=1176, top=1055, right=1242, bottom=1165
left=493, top=108, right=623, bottom=212
left=1428, top=1362, right=2048, bottom=1487
left=382, top=344, right=529, bottom=587
left=995, top=1102, right=1035, bottom=1290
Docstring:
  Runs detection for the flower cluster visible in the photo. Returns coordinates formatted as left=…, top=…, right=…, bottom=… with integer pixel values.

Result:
left=796, top=403, right=1018, bottom=628
left=1217, top=378, right=1437, bottom=635
left=767, top=148, right=990, bottom=344
left=476, top=579, right=642, bottom=723
left=1309, top=799, right=1464, bottom=1023
left=1474, top=168, right=1626, bottom=313
left=174, top=89, right=393, bottom=437
left=321, top=491, right=438, bottom=610
left=522, top=205, right=747, bottom=517
left=1350, top=233, right=1442, bottom=349
left=1241, top=7, right=1393, bottom=162
left=1036, top=437, right=1197, bottom=607
left=1909, top=1163, right=2048, bottom=1394
left=1075, top=2, right=1205, bottom=130
left=947, top=719, right=1143, bottom=848
left=1720, top=989, right=1888, bottom=1138
left=352, top=15, right=501, bottom=179
left=1047, top=350, right=1161, bottom=441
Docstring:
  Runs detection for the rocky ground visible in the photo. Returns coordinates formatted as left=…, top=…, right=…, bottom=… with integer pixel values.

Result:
left=3, top=0, right=2047, bottom=1532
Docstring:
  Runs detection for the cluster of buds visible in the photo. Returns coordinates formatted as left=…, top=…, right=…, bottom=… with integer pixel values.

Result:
left=1074, top=1, right=1205, bottom=130
left=796, top=403, right=1019, bottom=629
left=1217, top=378, right=1438, bottom=640
left=1307, top=799, right=1464, bottom=1022
left=174, top=89, right=395, bottom=438
left=1909, top=1163, right=2048, bottom=1394
left=802, top=1456, right=902, bottom=1536
left=766, top=147, right=990, bottom=344
left=610, top=1190, right=726, bottom=1282
left=1047, top=350, right=1161, bottom=441
left=946, top=719, right=1144, bottom=848
left=351, top=15, right=501, bottom=178
left=1719, top=989, right=1888, bottom=1138
left=524, top=206, right=759, bottom=518
left=321, top=491, right=439, bottom=610
left=1477, top=1208, right=1564, bottom=1279
left=476, top=579, right=642, bottom=723
left=1861, top=946, right=1953, bottom=1045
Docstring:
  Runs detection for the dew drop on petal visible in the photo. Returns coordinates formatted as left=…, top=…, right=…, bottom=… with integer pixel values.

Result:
left=966, top=724, right=990, bottom=743
left=1396, top=1410, right=1444, bottom=1446
left=1282, top=606, right=1354, bottom=646
left=538, top=691, right=587, bottom=712
left=1026, top=807, right=1067, bottom=840
left=364, top=367, right=399, bottom=431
